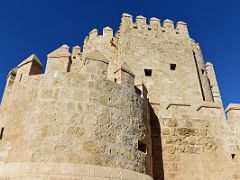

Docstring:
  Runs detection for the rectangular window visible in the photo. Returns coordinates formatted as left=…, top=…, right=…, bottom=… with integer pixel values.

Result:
left=170, top=64, right=176, bottom=70
left=144, top=69, right=152, bottom=76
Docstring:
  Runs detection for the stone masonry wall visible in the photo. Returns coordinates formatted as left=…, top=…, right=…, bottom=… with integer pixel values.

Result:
left=81, top=13, right=240, bottom=180
left=0, top=50, right=152, bottom=177
left=0, top=13, right=240, bottom=180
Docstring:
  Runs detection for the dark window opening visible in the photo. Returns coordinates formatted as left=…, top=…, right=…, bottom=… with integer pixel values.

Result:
left=0, top=128, right=4, bottom=140
left=176, top=31, right=180, bottom=34
left=114, top=78, right=117, bottom=82
left=148, top=27, right=152, bottom=31
left=170, top=64, right=176, bottom=70
left=67, top=60, right=72, bottom=72
left=232, top=154, right=236, bottom=159
left=138, top=141, right=147, bottom=153
left=201, top=69, right=205, bottom=75
left=72, top=56, right=76, bottom=59
left=144, top=69, right=152, bottom=76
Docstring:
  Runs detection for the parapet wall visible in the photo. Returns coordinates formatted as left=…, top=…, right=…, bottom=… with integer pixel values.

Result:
left=120, top=13, right=189, bottom=36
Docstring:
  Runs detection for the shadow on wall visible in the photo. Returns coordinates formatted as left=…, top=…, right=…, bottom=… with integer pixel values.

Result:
left=149, top=104, right=164, bottom=180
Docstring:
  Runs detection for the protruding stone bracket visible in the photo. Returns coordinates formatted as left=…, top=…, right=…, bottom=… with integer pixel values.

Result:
left=196, top=101, right=221, bottom=111
left=225, top=104, right=240, bottom=113
left=166, top=102, right=191, bottom=110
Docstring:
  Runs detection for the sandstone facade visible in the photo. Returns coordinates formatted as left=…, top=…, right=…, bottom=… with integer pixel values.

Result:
left=0, top=13, right=239, bottom=180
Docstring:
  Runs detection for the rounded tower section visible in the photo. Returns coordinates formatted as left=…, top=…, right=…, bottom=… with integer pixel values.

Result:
left=0, top=51, right=152, bottom=179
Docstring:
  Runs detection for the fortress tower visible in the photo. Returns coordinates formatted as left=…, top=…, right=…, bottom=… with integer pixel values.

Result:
left=0, top=14, right=240, bottom=180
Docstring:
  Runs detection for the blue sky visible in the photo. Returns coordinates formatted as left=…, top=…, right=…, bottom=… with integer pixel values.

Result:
left=0, top=0, right=239, bottom=108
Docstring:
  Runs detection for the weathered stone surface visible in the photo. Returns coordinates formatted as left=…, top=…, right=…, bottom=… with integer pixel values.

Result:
left=0, top=13, right=240, bottom=180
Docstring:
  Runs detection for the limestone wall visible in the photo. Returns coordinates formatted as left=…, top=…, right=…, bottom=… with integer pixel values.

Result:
left=0, top=50, right=152, bottom=177
left=1, top=13, right=240, bottom=180
left=82, top=14, right=216, bottom=116
left=158, top=104, right=240, bottom=180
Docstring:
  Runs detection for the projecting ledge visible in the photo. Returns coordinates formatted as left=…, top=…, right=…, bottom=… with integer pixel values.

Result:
left=166, top=101, right=191, bottom=110
left=225, top=103, right=240, bottom=113
left=196, top=101, right=221, bottom=111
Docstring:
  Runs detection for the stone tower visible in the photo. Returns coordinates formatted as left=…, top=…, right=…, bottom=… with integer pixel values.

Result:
left=0, top=14, right=240, bottom=180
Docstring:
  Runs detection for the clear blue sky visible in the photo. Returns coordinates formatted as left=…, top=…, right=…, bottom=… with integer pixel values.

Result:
left=0, top=0, right=239, bottom=108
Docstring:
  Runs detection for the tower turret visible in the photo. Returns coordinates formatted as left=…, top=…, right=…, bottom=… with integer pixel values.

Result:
left=15, top=54, right=42, bottom=82
left=45, top=44, right=71, bottom=73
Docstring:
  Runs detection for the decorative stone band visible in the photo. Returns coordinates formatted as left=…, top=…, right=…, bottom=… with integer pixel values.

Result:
left=0, top=163, right=153, bottom=180
left=196, top=101, right=221, bottom=111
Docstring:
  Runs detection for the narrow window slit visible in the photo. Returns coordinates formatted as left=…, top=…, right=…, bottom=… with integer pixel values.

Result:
left=19, top=73, right=23, bottom=82
left=232, top=154, right=236, bottom=160
left=0, top=128, right=4, bottom=140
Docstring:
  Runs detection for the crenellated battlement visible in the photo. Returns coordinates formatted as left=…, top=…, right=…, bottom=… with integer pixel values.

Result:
left=2, top=46, right=136, bottom=102
left=120, top=13, right=189, bottom=36
left=85, top=26, right=114, bottom=42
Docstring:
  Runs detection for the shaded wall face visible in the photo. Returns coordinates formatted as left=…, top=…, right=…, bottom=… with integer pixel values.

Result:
left=0, top=71, right=148, bottom=174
